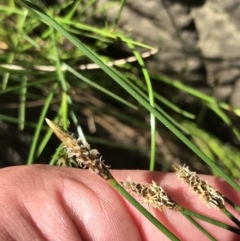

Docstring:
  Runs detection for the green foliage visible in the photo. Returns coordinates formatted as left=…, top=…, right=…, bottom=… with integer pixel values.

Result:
left=0, top=0, right=239, bottom=184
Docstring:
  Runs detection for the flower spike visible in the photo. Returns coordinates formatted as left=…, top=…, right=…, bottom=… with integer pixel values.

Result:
left=174, top=164, right=225, bottom=209
left=122, top=179, right=178, bottom=210
left=46, top=118, right=112, bottom=180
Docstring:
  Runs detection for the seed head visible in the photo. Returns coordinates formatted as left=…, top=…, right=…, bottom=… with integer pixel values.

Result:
left=174, top=164, right=225, bottom=209
left=46, top=118, right=111, bottom=179
left=122, top=179, right=178, bottom=210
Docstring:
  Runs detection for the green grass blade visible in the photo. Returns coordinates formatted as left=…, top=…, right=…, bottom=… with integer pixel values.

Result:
left=49, top=144, right=63, bottom=165
left=78, top=0, right=97, bottom=15
left=182, top=208, right=240, bottom=234
left=126, top=42, right=156, bottom=170
left=27, top=82, right=58, bottom=164
left=18, top=75, right=27, bottom=130
left=1, top=8, right=28, bottom=90
left=183, top=214, right=217, bottom=241
left=36, top=115, right=60, bottom=158
left=113, top=0, right=126, bottom=28
left=207, top=102, right=240, bottom=141
left=63, top=63, right=138, bottom=110
left=0, top=79, right=55, bottom=95
left=156, top=73, right=240, bottom=117
left=64, top=0, right=83, bottom=20
left=50, top=31, right=86, bottom=142
left=55, top=17, right=156, bottom=50
left=0, top=113, right=47, bottom=129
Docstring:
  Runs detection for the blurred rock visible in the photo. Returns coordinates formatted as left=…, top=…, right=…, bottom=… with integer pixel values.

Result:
left=95, top=0, right=240, bottom=107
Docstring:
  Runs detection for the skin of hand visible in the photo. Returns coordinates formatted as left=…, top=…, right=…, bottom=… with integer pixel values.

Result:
left=0, top=165, right=239, bottom=241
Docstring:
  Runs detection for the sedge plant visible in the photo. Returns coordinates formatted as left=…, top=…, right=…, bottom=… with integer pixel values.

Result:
left=0, top=0, right=239, bottom=240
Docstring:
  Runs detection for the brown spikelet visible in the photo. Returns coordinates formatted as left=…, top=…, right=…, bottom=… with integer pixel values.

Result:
left=174, top=164, right=225, bottom=209
left=122, top=179, right=178, bottom=210
left=46, top=118, right=111, bottom=179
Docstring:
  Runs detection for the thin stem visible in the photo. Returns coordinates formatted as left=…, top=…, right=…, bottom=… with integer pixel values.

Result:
left=183, top=214, right=217, bottom=241
left=109, top=177, right=180, bottom=241
left=222, top=208, right=240, bottom=228
left=224, top=197, right=240, bottom=212
left=181, top=208, right=240, bottom=234
left=27, top=83, right=58, bottom=164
